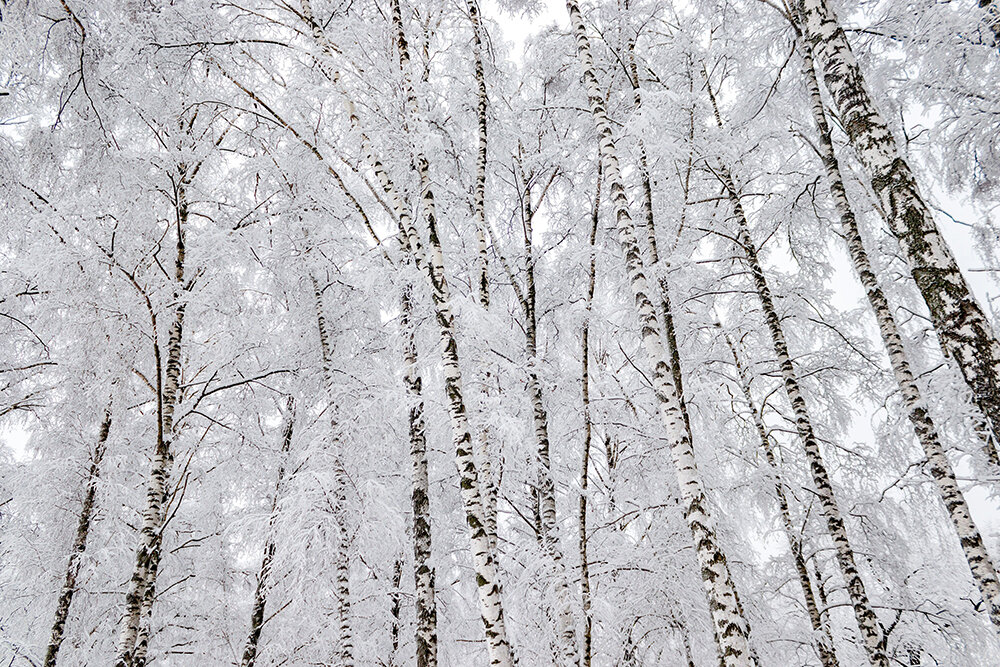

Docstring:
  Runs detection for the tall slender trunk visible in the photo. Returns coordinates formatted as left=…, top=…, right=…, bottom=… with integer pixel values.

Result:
left=116, top=174, right=189, bottom=667
left=579, top=158, right=602, bottom=667
left=300, top=3, right=515, bottom=660
left=400, top=283, right=438, bottom=667
left=406, top=151, right=516, bottom=666
left=796, top=33, right=1000, bottom=630
left=364, top=3, right=516, bottom=662
left=624, top=38, right=695, bottom=445
left=312, top=276, right=354, bottom=667
left=241, top=397, right=296, bottom=667
left=518, top=176, right=579, bottom=666
left=723, top=334, right=840, bottom=667
left=716, top=164, right=888, bottom=666
left=564, top=2, right=756, bottom=664
left=466, top=0, right=500, bottom=557
left=466, top=0, right=490, bottom=310
left=795, top=0, right=1000, bottom=466
left=43, top=405, right=112, bottom=667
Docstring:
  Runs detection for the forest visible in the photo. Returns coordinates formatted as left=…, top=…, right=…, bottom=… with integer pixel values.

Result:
left=1, top=0, right=999, bottom=665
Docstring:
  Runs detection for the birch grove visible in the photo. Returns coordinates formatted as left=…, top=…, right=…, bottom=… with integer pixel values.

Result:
left=3, top=0, right=1000, bottom=665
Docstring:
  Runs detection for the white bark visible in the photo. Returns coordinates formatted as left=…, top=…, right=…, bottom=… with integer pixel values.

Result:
left=564, top=3, right=756, bottom=664
left=400, top=283, right=438, bottom=667
left=299, top=1, right=516, bottom=661
left=241, top=397, right=296, bottom=667
left=467, top=0, right=490, bottom=310
left=465, top=0, right=501, bottom=557
left=115, top=173, right=189, bottom=667
left=797, top=0, right=1000, bottom=467
left=724, top=334, right=840, bottom=667
left=719, top=167, right=889, bottom=667
left=518, top=174, right=579, bottom=666
left=312, top=276, right=354, bottom=667
left=796, top=32, right=1000, bottom=631
left=579, top=158, right=602, bottom=667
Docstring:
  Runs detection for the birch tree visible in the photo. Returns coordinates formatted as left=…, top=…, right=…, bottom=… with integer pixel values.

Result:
left=43, top=405, right=112, bottom=667
left=3, top=0, right=1000, bottom=664
left=564, top=1, right=757, bottom=663
left=795, top=0, right=1000, bottom=466
left=793, top=18, right=1000, bottom=631
left=241, top=398, right=296, bottom=667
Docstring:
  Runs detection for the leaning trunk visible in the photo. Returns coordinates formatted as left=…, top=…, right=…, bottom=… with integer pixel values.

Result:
left=796, top=0, right=1000, bottom=466
left=718, top=166, right=888, bottom=666
left=301, top=1, right=516, bottom=658
left=796, top=32, right=1000, bottom=630
left=466, top=0, right=490, bottom=309
left=360, top=2, right=517, bottom=662
left=44, top=405, right=113, bottom=667
left=723, top=335, right=840, bottom=667
left=241, top=398, right=296, bottom=667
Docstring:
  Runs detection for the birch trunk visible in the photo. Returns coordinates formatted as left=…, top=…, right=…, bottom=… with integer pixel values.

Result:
left=477, top=405, right=501, bottom=560
left=312, top=276, right=354, bottom=667
left=579, top=158, right=602, bottom=667
left=797, top=34, right=1000, bottom=630
left=625, top=39, right=695, bottom=443
left=115, top=174, right=189, bottom=667
left=241, top=397, right=296, bottom=667
left=466, top=0, right=490, bottom=310
left=299, top=3, right=515, bottom=659
left=723, top=334, right=840, bottom=667
left=519, top=178, right=579, bottom=666
left=400, top=283, right=438, bottom=667
left=565, top=2, right=755, bottom=664
left=796, top=0, right=1000, bottom=466
left=223, top=26, right=441, bottom=658
left=405, top=153, right=516, bottom=667
left=466, top=0, right=500, bottom=557
left=43, top=405, right=112, bottom=667
left=718, top=167, right=888, bottom=666
left=352, top=2, right=516, bottom=662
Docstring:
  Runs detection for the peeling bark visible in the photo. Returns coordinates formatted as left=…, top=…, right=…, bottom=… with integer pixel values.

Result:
left=465, top=0, right=500, bottom=558
left=979, top=0, right=1000, bottom=46
left=466, top=0, right=490, bottom=310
